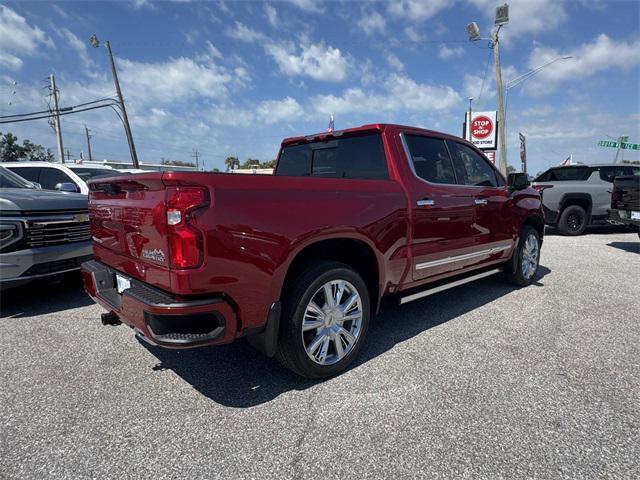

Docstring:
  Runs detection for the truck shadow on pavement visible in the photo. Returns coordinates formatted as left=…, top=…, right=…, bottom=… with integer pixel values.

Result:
left=607, top=241, right=640, bottom=254
left=142, top=266, right=550, bottom=409
left=0, top=274, right=93, bottom=318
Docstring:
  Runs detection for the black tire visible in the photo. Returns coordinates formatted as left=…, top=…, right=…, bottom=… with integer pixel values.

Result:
left=276, top=260, right=370, bottom=379
left=503, top=226, right=541, bottom=287
left=557, top=205, right=588, bottom=235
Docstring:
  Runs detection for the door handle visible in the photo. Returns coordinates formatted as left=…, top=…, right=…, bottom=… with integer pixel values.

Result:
left=474, top=198, right=488, bottom=206
left=416, top=199, right=435, bottom=207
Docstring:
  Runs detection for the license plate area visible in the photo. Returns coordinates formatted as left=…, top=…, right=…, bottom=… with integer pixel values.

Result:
left=631, top=211, right=640, bottom=220
left=116, top=273, right=131, bottom=294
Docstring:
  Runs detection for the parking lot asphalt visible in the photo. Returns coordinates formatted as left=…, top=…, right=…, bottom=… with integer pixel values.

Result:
left=1, top=228, right=639, bottom=480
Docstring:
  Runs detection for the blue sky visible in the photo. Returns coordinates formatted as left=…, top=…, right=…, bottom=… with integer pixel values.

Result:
left=1, top=0, right=639, bottom=174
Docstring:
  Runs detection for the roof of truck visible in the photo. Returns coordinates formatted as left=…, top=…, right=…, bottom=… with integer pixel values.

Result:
left=281, top=123, right=458, bottom=146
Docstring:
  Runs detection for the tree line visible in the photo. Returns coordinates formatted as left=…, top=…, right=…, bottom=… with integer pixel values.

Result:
left=0, top=132, right=54, bottom=162
left=224, top=156, right=276, bottom=171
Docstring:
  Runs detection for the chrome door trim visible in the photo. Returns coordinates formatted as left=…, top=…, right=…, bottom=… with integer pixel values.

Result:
left=416, top=199, right=435, bottom=207
left=415, top=242, right=512, bottom=270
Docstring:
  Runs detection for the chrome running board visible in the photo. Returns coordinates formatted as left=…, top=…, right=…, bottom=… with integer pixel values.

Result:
left=399, top=268, right=502, bottom=305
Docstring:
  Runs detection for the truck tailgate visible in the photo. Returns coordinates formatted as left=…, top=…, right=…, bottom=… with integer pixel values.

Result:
left=612, top=175, right=640, bottom=211
left=89, top=173, right=172, bottom=290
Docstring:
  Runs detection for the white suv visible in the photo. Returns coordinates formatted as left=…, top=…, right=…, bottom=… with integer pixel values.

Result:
left=4, top=162, right=123, bottom=195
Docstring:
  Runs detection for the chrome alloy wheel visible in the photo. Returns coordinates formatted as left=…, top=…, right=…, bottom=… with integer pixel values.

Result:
left=301, top=280, right=363, bottom=366
left=521, top=233, right=539, bottom=279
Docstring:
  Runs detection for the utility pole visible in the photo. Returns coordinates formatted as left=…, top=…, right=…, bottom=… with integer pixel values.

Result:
left=85, top=126, right=93, bottom=161
left=493, top=28, right=507, bottom=177
left=467, top=97, right=473, bottom=141
left=65, top=149, right=72, bottom=162
left=49, top=74, right=65, bottom=163
left=467, top=4, right=509, bottom=177
left=191, top=150, right=200, bottom=170
left=90, top=35, right=139, bottom=168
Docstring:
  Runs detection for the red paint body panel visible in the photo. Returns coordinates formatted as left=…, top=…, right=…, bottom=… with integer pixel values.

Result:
left=83, top=124, right=543, bottom=347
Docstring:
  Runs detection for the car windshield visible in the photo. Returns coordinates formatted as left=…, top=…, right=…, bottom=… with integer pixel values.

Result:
left=0, top=166, right=35, bottom=189
left=69, top=167, right=123, bottom=182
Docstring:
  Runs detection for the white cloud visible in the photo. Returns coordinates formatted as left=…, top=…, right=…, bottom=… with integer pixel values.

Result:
left=524, top=34, right=640, bottom=95
left=256, top=97, right=303, bottom=124
left=404, top=26, right=424, bottom=43
left=286, top=0, right=324, bottom=13
left=117, top=57, right=234, bottom=104
left=388, top=0, right=451, bottom=21
left=385, top=52, right=404, bottom=71
left=313, top=73, right=461, bottom=116
left=0, top=5, right=53, bottom=71
left=357, top=10, right=385, bottom=36
left=0, top=51, right=22, bottom=70
left=226, top=21, right=266, bottom=43
left=59, top=28, right=97, bottom=74
left=467, top=0, right=567, bottom=40
left=439, top=44, right=464, bottom=60
left=265, top=42, right=348, bottom=82
left=208, top=97, right=303, bottom=127
left=265, top=4, right=278, bottom=28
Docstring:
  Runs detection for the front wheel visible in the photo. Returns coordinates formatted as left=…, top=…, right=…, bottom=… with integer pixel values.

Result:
left=504, top=226, right=541, bottom=287
left=558, top=205, right=588, bottom=235
left=276, top=260, right=370, bottom=379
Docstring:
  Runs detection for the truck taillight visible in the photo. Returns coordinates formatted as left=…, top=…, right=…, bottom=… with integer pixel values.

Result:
left=166, top=186, right=209, bottom=268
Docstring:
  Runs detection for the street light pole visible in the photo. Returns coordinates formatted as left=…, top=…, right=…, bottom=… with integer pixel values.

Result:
left=493, top=28, right=507, bottom=177
left=90, top=35, right=139, bottom=168
left=49, top=74, right=65, bottom=163
left=85, top=125, right=93, bottom=162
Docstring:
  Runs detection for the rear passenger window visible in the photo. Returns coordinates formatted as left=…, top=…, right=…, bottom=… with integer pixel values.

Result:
left=448, top=142, right=498, bottom=187
left=404, top=135, right=456, bottom=184
left=599, top=166, right=634, bottom=183
left=38, top=168, right=76, bottom=190
left=276, top=134, right=388, bottom=179
left=547, top=167, right=589, bottom=181
left=7, top=167, right=40, bottom=183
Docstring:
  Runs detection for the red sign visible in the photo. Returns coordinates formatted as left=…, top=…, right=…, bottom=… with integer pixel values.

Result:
left=484, top=150, right=496, bottom=165
left=472, top=116, right=493, bottom=139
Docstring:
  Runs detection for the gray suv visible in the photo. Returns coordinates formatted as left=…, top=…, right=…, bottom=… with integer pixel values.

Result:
left=532, top=164, right=639, bottom=235
left=0, top=166, right=92, bottom=289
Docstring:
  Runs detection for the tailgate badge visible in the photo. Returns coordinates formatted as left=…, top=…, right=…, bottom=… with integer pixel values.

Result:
left=142, top=248, right=166, bottom=263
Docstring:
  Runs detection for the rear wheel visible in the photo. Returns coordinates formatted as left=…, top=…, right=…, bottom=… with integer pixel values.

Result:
left=504, top=226, right=541, bottom=287
left=276, top=260, right=370, bottom=379
left=558, top=205, right=588, bottom=235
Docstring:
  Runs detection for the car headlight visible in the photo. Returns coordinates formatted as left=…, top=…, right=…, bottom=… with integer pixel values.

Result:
left=0, top=221, right=24, bottom=252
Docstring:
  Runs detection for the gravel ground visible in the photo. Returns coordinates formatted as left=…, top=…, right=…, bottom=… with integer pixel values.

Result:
left=1, top=229, right=639, bottom=480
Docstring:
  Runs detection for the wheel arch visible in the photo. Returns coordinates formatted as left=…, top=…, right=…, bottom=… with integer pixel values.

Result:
left=281, top=236, right=382, bottom=314
left=559, top=193, right=592, bottom=220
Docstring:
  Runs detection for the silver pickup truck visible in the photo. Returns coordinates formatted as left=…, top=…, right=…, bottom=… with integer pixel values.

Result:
left=532, top=164, right=639, bottom=235
left=0, top=166, right=92, bottom=289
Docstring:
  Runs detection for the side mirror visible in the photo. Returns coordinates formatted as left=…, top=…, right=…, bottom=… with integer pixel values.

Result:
left=55, top=182, right=79, bottom=193
left=507, top=172, right=530, bottom=191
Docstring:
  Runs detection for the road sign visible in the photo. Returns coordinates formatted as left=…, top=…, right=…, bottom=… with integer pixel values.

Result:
left=598, top=140, right=639, bottom=150
left=464, top=111, right=497, bottom=149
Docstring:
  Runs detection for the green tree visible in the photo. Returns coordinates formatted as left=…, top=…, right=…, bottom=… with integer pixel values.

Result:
left=261, top=159, right=276, bottom=169
left=241, top=158, right=261, bottom=169
left=0, top=132, right=24, bottom=161
left=506, top=165, right=516, bottom=174
left=161, top=157, right=195, bottom=167
left=224, top=156, right=240, bottom=171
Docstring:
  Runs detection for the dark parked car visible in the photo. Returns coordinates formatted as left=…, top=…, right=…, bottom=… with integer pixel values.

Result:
left=608, top=174, right=640, bottom=236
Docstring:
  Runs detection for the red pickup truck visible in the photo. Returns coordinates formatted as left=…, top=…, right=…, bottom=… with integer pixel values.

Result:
left=82, top=124, right=544, bottom=378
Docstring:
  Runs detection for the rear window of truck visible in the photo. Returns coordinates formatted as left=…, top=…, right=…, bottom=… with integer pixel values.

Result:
left=534, top=167, right=590, bottom=182
left=276, top=134, right=388, bottom=180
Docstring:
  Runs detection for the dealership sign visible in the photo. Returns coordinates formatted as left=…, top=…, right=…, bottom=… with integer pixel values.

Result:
left=465, top=111, right=498, bottom=150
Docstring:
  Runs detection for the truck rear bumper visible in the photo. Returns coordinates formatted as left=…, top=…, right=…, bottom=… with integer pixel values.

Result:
left=81, top=260, right=237, bottom=348
left=607, top=209, right=640, bottom=228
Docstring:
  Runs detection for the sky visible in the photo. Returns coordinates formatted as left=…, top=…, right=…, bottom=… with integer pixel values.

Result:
left=1, top=0, right=639, bottom=174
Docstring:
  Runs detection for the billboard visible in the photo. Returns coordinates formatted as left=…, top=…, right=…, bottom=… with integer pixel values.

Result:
left=464, top=111, right=497, bottom=150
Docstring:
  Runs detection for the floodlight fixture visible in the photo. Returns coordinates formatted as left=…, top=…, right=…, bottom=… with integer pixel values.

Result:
left=494, top=3, right=509, bottom=26
left=89, top=34, right=100, bottom=48
left=466, top=22, right=480, bottom=41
